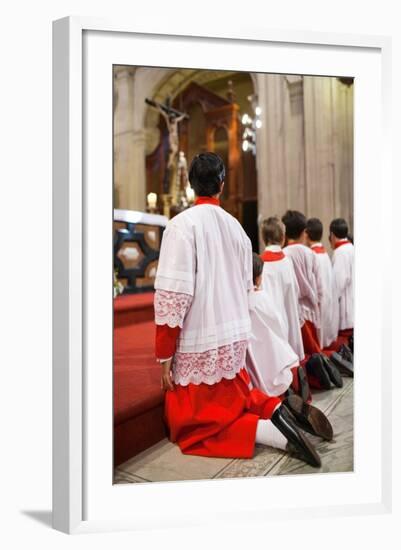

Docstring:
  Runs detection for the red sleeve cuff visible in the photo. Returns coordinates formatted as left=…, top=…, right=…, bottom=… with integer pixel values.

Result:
left=155, top=324, right=181, bottom=359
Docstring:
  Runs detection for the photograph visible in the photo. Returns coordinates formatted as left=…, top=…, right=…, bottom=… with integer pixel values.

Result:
left=112, top=65, right=354, bottom=484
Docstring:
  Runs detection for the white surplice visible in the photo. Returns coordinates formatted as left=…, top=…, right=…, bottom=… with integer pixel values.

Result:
left=246, top=289, right=298, bottom=396
left=311, top=243, right=340, bottom=348
left=283, top=243, right=322, bottom=330
left=261, top=245, right=305, bottom=361
left=154, top=202, right=253, bottom=385
left=332, top=240, right=354, bottom=330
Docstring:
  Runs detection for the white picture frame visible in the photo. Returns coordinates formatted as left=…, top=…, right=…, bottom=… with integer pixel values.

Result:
left=52, top=16, right=392, bottom=534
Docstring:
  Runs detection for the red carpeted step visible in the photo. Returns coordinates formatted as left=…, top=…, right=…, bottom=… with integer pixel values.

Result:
left=114, top=321, right=162, bottom=424
left=114, top=293, right=167, bottom=466
left=114, top=292, right=155, bottom=328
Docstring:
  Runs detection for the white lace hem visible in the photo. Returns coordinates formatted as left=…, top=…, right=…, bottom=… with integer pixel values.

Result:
left=172, top=340, right=247, bottom=386
left=154, top=289, right=193, bottom=328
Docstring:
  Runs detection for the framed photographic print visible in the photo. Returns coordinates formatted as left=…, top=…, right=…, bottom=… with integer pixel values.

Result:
left=52, top=17, right=392, bottom=534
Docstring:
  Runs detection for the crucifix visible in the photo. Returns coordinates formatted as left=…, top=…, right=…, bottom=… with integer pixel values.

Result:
left=145, top=97, right=189, bottom=194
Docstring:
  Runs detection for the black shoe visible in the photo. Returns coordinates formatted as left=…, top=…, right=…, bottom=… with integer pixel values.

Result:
left=284, top=387, right=295, bottom=399
left=297, top=365, right=310, bottom=403
left=348, top=334, right=354, bottom=354
left=305, top=354, right=332, bottom=390
left=271, top=405, right=321, bottom=467
left=320, top=354, right=343, bottom=388
left=338, top=344, right=353, bottom=364
left=331, top=351, right=354, bottom=378
left=283, top=394, right=333, bottom=441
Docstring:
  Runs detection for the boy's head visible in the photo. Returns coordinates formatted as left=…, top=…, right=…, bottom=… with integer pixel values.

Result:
left=281, top=210, right=307, bottom=242
left=329, top=218, right=349, bottom=248
left=261, top=216, right=285, bottom=247
left=252, top=253, right=264, bottom=289
left=305, top=217, right=323, bottom=246
left=188, top=152, right=225, bottom=197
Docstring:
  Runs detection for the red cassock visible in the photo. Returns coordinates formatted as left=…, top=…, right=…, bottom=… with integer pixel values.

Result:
left=156, top=303, right=281, bottom=458
left=282, top=243, right=337, bottom=389
left=283, top=243, right=322, bottom=355
left=301, top=320, right=322, bottom=356
left=165, top=366, right=280, bottom=458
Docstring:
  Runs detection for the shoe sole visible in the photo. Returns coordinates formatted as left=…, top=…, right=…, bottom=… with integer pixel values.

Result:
left=306, top=354, right=332, bottom=390
left=348, top=336, right=354, bottom=354
left=297, top=366, right=310, bottom=403
left=340, top=352, right=353, bottom=364
left=285, top=394, right=333, bottom=441
left=321, top=356, right=343, bottom=388
left=331, top=352, right=354, bottom=378
left=286, top=427, right=322, bottom=468
left=338, top=345, right=353, bottom=364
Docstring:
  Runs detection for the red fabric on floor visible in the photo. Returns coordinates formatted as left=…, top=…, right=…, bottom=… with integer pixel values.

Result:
left=165, top=368, right=281, bottom=458
left=322, top=329, right=353, bottom=354
left=300, top=322, right=328, bottom=390
left=301, top=320, right=321, bottom=355
left=300, top=320, right=343, bottom=357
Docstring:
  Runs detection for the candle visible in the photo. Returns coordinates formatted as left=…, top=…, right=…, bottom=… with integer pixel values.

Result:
left=185, top=186, right=195, bottom=203
left=147, top=192, right=157, bottom=210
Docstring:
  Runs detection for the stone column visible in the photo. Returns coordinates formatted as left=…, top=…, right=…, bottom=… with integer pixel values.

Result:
left=336, top=79, right=354, bottom=233
left=113, top=68, right=147, bottom=211
left=114, top=67, right=134, bottom=209
left=303, top=76, right=337, bottom=246
left=255, top=73, right=287, bottom=224
left=303, top=77, right=354, bottom=244
left=254, top=73, right=306, bottom=249
left=283, top=75, right=306, bottom=213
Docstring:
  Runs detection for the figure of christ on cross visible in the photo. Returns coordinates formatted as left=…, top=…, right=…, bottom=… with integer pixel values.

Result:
left=145, top=97, right=189, bottom=193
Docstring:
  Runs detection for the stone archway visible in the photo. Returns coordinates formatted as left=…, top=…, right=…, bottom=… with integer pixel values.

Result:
left=113, top=66, right=257, bottom=212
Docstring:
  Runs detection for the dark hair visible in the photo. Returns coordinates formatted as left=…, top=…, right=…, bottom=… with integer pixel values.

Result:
left=329, top=218, right=349, bottom=239
left=252, top=253, right=264, bottom=285
left=281, top=210, right=307, bottom=240
left=261, top=216, right=284, bottom=245
left=305, top=217, right=323, bottom=242
left=188, top=152, right=225, bottom=197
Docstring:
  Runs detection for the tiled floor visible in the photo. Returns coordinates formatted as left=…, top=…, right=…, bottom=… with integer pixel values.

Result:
left=114, top=378, right=353, bottom=484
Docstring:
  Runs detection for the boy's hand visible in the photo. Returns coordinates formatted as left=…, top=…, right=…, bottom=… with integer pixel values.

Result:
left=161, top=358, right=174, bottom=391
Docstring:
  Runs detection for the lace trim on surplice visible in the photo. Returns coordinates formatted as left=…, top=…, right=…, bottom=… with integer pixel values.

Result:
left=173, top=340, right=247, bottom=386
left=154, top=289, right=193, bottom=328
